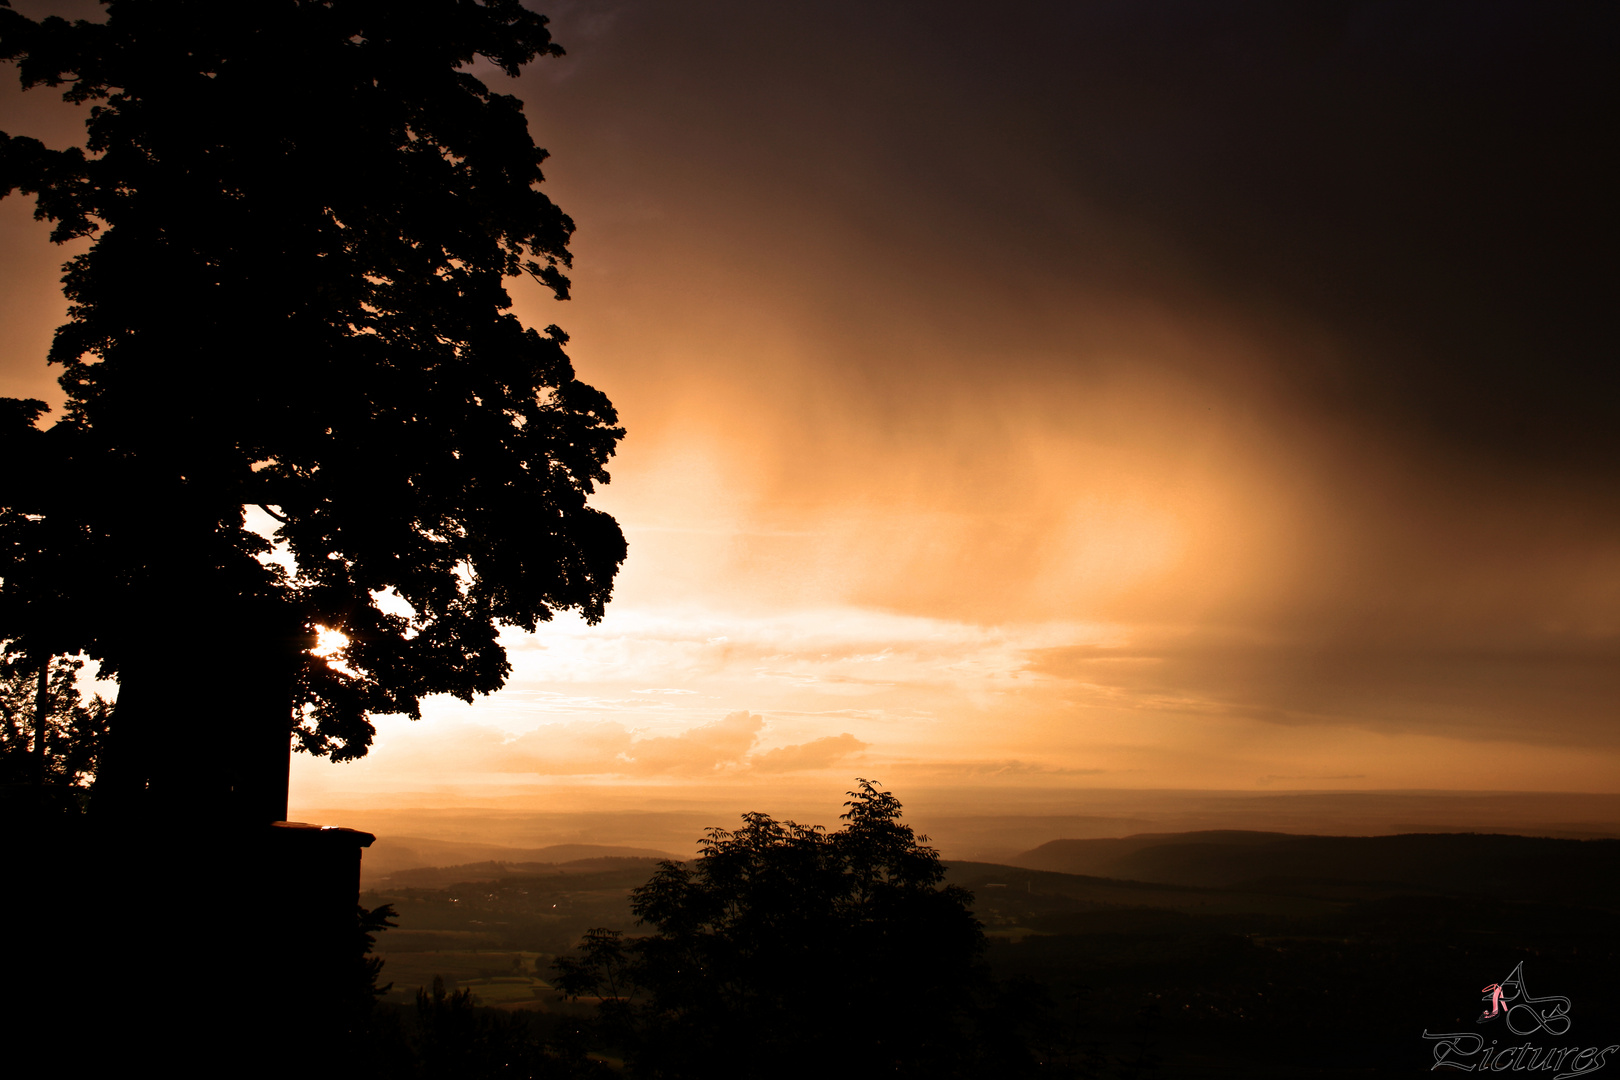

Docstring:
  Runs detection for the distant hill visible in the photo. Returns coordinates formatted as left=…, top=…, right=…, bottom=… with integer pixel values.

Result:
left=379, top=855, right=671, bottom=890
left=1010, top=830, right=1620, bottom=908
left=362, top=837, right=678, bottom=885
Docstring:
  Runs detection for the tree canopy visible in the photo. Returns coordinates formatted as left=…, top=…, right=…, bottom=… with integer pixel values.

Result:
left=554, top=782, right=1037, bottom=1078
left=0, top=0, right=624, bottom=817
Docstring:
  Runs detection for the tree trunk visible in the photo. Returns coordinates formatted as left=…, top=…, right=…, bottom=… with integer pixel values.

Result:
left=32, top=654, right=49, bottom=783
left=94, top=599, right=301, bottom=826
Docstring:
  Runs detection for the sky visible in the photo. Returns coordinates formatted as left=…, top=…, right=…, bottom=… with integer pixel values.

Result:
left=2, top=1, right=1616, bottom=812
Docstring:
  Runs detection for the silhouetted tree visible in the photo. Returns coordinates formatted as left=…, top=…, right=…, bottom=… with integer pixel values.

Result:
left=357, top=901, right=399, bottom=1008
left=0, top=643, right=109, bottom=793
left=0, top=0, right=624, bottom=821
left=555, top=782, right=1041, bottom=1078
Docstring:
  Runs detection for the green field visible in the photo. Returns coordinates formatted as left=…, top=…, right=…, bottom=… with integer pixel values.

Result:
left=361, top=859, right=661, bottom=1013
left=374, top=949, right=561, bottom=1009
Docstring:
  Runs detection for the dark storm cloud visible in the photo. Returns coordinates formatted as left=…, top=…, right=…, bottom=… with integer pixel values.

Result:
left=1028, top=634, right=1620, bottom=748
left=515, top=0, right=1618, bottom=750
left=974, top=1, right=1618, bottom=474
left=538, top=0, right=1616, bottom=475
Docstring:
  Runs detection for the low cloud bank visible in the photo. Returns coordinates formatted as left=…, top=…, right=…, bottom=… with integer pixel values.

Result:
left=501, top=711, right=868, bottom=776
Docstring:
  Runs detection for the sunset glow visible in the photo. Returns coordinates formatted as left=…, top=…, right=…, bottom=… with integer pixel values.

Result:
left=1, top=0, right=1613, bottom=832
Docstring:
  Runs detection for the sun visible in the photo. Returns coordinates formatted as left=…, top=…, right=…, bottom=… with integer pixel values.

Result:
left=312, top=626, right=350, bottom=659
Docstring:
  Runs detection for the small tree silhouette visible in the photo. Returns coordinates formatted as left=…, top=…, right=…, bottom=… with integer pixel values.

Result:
left=0, top=645, right=109, bottom=793
left=555, top=781, right=1039, bottom=1078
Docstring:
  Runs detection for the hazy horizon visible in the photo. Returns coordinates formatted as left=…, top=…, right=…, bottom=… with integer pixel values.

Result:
left=288, top=783, right=1620, bottom=883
